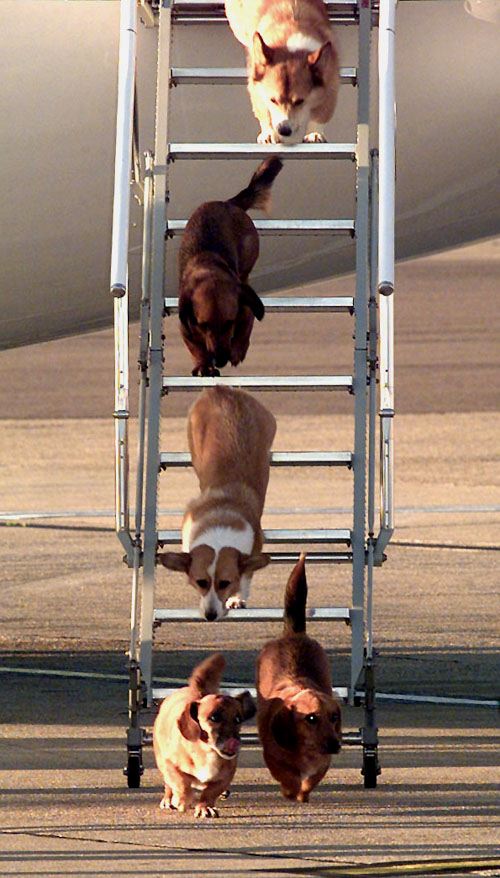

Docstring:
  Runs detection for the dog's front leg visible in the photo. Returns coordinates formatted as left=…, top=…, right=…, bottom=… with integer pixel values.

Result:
left=194, top=776, right=232, bottom=819
left=226, top=574, right=251, bottom=610
left=162, top=762, right=195, bottom=813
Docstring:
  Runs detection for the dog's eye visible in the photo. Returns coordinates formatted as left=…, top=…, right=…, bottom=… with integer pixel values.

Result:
left=270, top=97, right=279, bottom=105
left=209, top=712, right=222, bottom=723
left=196, top=578, right=210, bottom=590
left=235, top=715, right=242, bottom=725
left=292, top=98, right=304, bottom=107
left=218, top=580, right=231, bottom=590
left=305, top=713, right=319, bottom=725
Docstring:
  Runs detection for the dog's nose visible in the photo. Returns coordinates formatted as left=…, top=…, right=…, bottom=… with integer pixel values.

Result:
left=204, top=609, right=218, bottom=622
left=277, top=121, right=292, bottom=137
left=326, top=738, right=341, bottom=754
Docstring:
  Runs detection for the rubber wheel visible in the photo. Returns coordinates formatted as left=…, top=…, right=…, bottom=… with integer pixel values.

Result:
left=362, top=752, right=379, bottom=789
left=126, top=754, right=142, bottom=789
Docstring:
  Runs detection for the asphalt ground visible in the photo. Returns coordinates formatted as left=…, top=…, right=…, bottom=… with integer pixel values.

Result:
left=0, top=240, right=499, bottom=876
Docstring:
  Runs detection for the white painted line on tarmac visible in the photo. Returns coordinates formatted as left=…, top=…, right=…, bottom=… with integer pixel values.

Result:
left=0, top=666, right=498, bottom=708
left=1, top=503, right=499, bottom=521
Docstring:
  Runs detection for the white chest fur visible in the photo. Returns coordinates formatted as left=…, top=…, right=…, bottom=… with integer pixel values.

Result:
left=192, top=750, right=222, bottom=787
left=185, top=521, right=254, bottom=558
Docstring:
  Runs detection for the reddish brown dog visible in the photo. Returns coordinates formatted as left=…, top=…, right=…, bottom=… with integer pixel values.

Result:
left=257, top=555, right=342, bottom=801
left=153, top=653, right=255, bottom=818
left=178, top=157, right=283, bottom=377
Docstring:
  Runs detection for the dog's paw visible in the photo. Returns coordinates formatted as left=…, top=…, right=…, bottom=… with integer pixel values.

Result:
left=257, top=129, right=280, bottom=144
left=192, top=365, right=220, bottom=378
left=159, top=795, right=173, bottom=810
left=194, top=804, right=219, bottom=819
left=226, top=595, right=246, bottom=610
left=303, top=132, right=327, bottom=143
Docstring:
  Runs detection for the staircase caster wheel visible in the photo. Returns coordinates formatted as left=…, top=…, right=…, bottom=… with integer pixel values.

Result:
left=125, top=753, right=143, bottom=789
left=362, top=751, right=380, bottom=789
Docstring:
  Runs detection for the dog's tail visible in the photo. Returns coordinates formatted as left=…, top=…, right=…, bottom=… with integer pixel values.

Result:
left=283, top=553, right=308, bottom=636
left=227, top=157, right=283, bottom=213
left=188, top=653, right=225, bottom=697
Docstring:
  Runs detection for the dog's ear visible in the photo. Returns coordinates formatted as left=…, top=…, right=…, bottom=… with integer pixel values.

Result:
left=239, top=552, right=270, bottom=575
left=178, top=700, right=200, bottom=742
left=235, top=690, right=257, bottom=722
left=308, top=41, right=333, bottom=84
left=241, top=284, right=265, bottom=321
left=178, top=293, right=195, bottom=329
left=270, top=702, right=297, bottom=751
left=158, top=551, right=192, bottom=573
left=253, top=32, right=275, bottom=71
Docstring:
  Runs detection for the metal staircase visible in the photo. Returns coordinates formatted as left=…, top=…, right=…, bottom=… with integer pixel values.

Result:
left=111, top=0, right=396, bottom=792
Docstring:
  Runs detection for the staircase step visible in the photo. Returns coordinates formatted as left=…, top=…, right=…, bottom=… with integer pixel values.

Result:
left=170, top=1, right=373, bottom=25
left=153, top=685, right=350, bottom=701
left=162, top=375, right=353, bottom=392
left=171, top=66, right=357, bottom=86
left=265, top=551, right=353, bottom=564
left=165, top=296, right=354, bottom=314
left=154, top=607, right=351, bottom=623
left=166, top=219, right=354, bottom=237
left=168, top=142, right=356, bottom=161
left=158, top=528, right=351, bottom=545
left=160, top=450, right=352, bottom=469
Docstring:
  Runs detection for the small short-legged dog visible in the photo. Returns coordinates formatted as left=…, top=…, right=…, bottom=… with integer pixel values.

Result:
left=178, top=157, right=283, bottom=377
left=158, top=386, right=276, bottom=620
left=257, top=554, right=342, bottom=801
left=154, top=653, right=256, bottom=818
left=225, top=0, right=340, bottom=144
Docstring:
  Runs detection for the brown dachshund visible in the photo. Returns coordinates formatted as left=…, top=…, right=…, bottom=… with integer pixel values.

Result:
left=178, top=157, right=282, bottom=377
left=153, top=653, right=255, bottom=818
left=257, top=554, right=342, bottom=801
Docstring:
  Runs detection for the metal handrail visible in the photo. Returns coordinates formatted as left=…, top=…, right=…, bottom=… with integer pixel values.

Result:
left=376, top=0, right=396, bottom=559
left=112, top=0, right=137, bottom=557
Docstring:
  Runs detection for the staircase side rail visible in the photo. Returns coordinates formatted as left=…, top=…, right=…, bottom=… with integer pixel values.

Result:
left=112, top=0, right=137, bottom=558
left=375, top=0, right=396, bottom=561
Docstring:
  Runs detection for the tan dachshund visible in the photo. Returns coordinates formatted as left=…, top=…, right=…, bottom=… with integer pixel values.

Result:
left=257, top=554, right=342, bottom=801
left=225, top=0, right=340, bottom=144
left=153, top=653, right=256, bottom=818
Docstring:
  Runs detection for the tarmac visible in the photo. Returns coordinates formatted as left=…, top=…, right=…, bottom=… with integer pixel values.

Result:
left=0, top=239, right=499, bottom=877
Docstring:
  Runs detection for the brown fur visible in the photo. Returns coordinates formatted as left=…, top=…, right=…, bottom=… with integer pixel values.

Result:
left=153, top=653, right=256, bottom=818
left=256, top=555, right=342, bottom=801
left=178, top=158, right=282, bottom=377
left=158, top=386, right=276, bottom=620
left=225, top=0, right=340, bottom=144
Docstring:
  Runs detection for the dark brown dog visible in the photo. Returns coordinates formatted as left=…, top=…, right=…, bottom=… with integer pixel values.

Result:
left=178, top=157, right=283, bottom=377
left=153, top=653, right=256, bottom=818
left=256, top=554, right=342, bottom=801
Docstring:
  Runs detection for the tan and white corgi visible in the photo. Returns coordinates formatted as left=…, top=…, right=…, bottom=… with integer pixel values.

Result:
left=158, top=386, right=276, bottom=620
left=225, top=0, right=340, bottom=144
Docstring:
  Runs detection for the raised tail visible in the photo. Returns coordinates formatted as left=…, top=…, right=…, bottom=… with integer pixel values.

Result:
left=188, top=653, right=225, bottom=696
left=283, top=553, right=308, bottom=636
left=227, top=157, right=283, bottom=213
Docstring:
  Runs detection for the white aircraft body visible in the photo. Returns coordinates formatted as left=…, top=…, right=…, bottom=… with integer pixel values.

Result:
left=1, top=0, right=499, bottom=349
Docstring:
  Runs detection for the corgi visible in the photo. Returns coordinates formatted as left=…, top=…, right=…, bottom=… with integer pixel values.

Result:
left=158, top=386, right=276, bottom=620
left=153, top=653, right=256, bottom=818
left=178, top=158, right=283, bottom=377
left=257, top=554, right=342, bottom=801
left=225, top=0, right=340, bottom=144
